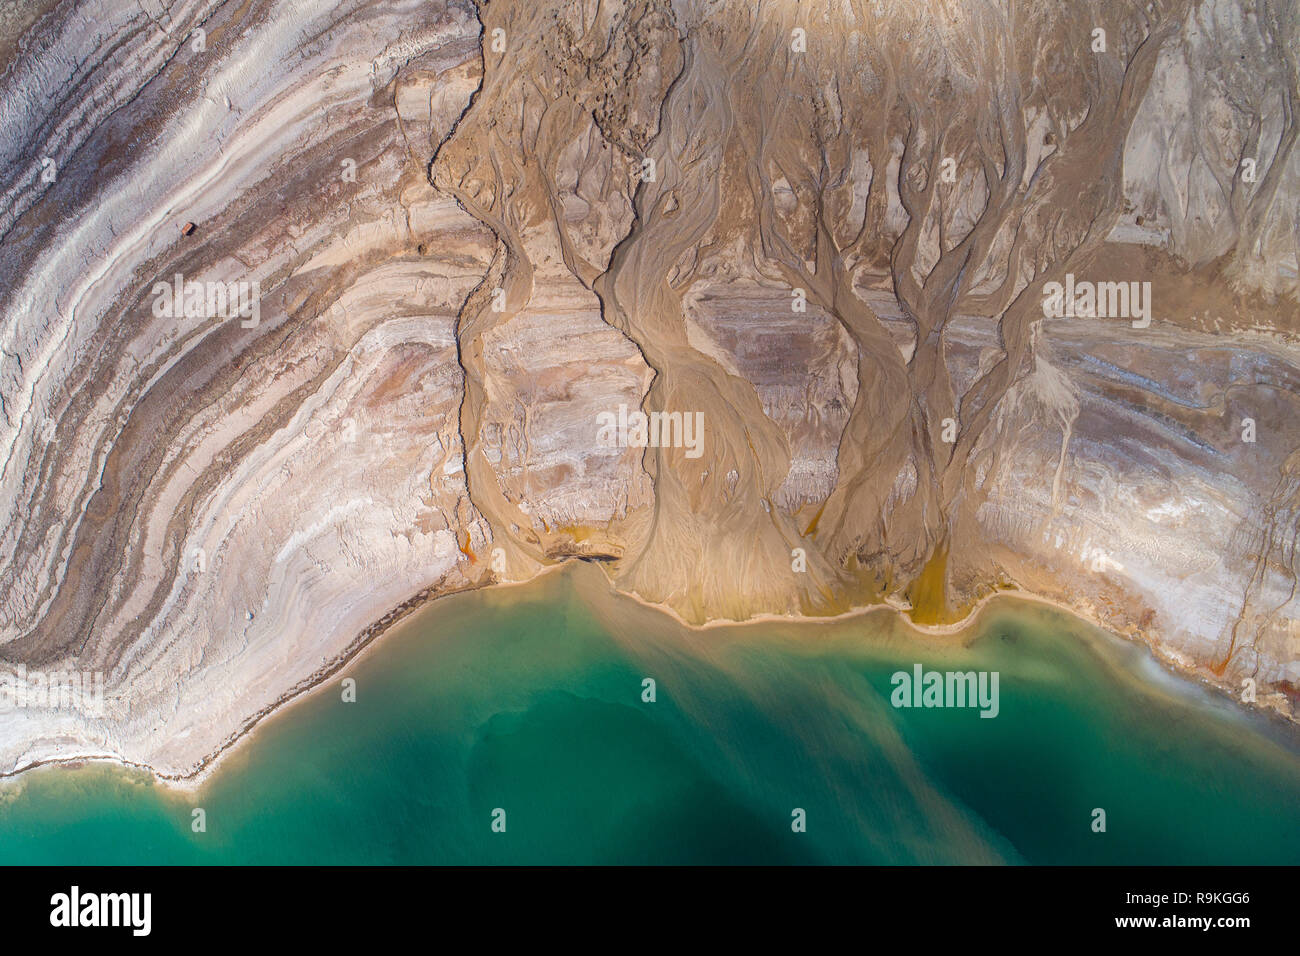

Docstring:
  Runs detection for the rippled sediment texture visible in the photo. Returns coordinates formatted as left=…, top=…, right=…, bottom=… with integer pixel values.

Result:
left=0, top=0, right=1298, bottom=780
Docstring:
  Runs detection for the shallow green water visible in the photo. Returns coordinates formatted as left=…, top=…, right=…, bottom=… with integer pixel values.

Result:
left=1, top=565, right=1297, bottom=864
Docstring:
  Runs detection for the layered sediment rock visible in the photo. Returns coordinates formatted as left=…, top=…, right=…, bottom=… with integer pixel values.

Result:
left=0, top=0, right=1297, bottom=780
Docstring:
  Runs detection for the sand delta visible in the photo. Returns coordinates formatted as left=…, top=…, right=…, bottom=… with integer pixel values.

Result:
left=0, top=0, right=1298, bottom=784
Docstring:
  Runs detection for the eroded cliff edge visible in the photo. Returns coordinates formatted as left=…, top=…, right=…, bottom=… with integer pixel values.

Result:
left=1, top=0, right=1298, bottom=781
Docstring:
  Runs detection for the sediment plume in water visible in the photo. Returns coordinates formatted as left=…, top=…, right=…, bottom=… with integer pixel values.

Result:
left=0, top=0, right=1298, bottom=783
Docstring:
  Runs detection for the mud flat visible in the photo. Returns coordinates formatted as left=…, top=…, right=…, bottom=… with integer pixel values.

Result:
left=0, top=0, right=1298, bottom=784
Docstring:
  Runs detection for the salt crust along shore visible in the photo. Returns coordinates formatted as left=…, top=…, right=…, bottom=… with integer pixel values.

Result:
left=1, top=0, right=1298, bottom=787
left=2, top=559, right=1293, bottom=795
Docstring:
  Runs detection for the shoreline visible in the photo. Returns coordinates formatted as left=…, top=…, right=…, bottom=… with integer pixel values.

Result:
left=0, top=571, right=492, bottom=795
left=1, top=558, right=1294, bottom=793
left=597, top=567, right=1300, bottom=729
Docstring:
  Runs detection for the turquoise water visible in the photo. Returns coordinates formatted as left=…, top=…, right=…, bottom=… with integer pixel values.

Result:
left=1, top=564, right=1297, bottom=864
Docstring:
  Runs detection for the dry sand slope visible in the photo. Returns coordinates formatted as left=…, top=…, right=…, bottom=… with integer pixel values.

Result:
left=0, top=0, right=1297, bottom=780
